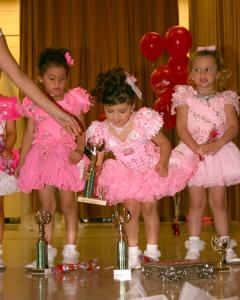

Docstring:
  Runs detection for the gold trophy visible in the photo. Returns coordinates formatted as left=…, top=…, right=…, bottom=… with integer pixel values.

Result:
left=77, top=140, right=107, bottom=206
left=31, top=210, right=52, bottom=274
left=211, top=236, right=230, bottom=272
left=112, top=204, right=131, bottom=280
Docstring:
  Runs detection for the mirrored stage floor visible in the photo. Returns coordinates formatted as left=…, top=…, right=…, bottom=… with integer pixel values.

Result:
left=1, top=221, right=240, bottom=299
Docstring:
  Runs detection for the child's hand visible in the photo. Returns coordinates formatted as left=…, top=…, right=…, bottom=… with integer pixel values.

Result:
left=83, top=164, right=102, bottom=180
left=1, top=149, right=12, bottom=159
left=155, top=161, right=168, bottom=177
left=68, top=149, right=84, bottom=164
left=201, top=140, right=224, bottom=156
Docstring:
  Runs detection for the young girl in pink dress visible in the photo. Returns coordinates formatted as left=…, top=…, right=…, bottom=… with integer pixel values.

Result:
left=0, top=92, right=20, bottom=268
left=87, top=67, right=198, bottom=269
left=172, top=46, right=240, bottom=263
left=17, top=48, right=91, bottom=268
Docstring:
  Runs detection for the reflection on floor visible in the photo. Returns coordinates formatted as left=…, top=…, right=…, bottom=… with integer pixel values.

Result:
left=1, top=221, right=240, bottom=299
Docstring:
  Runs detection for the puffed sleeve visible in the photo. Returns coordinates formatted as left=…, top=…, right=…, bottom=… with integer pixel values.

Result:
left=68, top=87, right=91, bottom=115
left=136, top=107, right=164, bottom=140
left=86, top=121, right=105, bottom=144
left=221, top=90, right=239, bottom=115
left=0, top=96, right=20, bottom=120
left=171, top=85, right=194, bottom=115
left=18, top=97, right=37, bottom=117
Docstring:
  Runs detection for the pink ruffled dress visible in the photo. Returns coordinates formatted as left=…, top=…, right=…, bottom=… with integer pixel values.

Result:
left=17, top=87, right=90, bottom=192
left=86, top=107, right=198, bottom=205
left=172, top=85, right=240, bottom=187
left=0, top=96, right=20, bottom=195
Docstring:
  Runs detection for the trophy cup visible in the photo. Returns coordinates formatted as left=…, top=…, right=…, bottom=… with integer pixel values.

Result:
left=211, top=236, right=230, bottom=272
left=77, top=140, right=107, bottom=206
left=112, top=204, right=131, bottom=280
left=30, top=210, right=52, bottom=274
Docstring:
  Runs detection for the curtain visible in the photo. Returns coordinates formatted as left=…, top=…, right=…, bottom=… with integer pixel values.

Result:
left=20, top=0, right=179, bottom=219
left=189, top=0, right=240, bottom=221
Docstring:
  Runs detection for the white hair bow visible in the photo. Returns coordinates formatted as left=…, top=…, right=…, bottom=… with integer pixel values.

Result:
left=125, top=74, right=143, bottom=100
left=197, top=45, right=216, bottom=52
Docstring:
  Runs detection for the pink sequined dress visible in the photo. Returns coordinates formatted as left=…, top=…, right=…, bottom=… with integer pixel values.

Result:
left=17, top=87, right=90, bottom=192
left=172, top=85, right=240, bottom=187
left=0, top=96, right=20, bottom=195
left=86, top=107, right=198, bottom=205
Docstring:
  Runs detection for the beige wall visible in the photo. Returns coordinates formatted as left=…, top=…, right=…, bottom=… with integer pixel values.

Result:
left=178, top=0, right=189, bottom=29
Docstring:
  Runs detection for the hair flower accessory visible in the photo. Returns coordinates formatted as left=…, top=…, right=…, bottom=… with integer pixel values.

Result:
left=65, top=51, right=74, bottom=66
left=125, top=73, right=143, bottom=100
left=197, top=45, right=216, bottom=52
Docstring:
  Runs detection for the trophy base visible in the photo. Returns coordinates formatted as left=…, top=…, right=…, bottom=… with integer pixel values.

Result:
left=27, top=268, right=53, bottom=275
left=77, top=196, right=107, bottom=206
left=114, top=269, right=132, bottom=281
left=142, top=260, right=216, bottom=281
left=216, top=265, right=230, bottom=272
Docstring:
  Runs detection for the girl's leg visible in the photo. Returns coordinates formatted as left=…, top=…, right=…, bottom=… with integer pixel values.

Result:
left=0, top=196, right=4, bottom=244
left=124, top=199, right=141, bottom=247
left=59, top=190, right=79, bottom=264
left=141, top=200, right=161, bottom=260
left=188, top=186, right=206, bottom=236
left=141, top=201, right=159, bottom=244
left=0, top=196, right=5, bottom=267
left=208, top=186, right=240, bottom=263
left=208, top=186, right=228, bottom=236
left=185, top=186, right=206, bottom=260
left=124, top=199, right=141, bottom=269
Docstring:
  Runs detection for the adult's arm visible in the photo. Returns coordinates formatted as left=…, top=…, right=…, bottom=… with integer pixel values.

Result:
left=0, top=29, right=81, bottom=135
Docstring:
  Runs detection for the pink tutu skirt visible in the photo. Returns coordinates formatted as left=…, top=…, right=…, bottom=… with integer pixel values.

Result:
left=17, top=144, right=88, bottom=192
left=96, top=150, right=198, bottom=205
left=175, top=142, right=240, bottom=187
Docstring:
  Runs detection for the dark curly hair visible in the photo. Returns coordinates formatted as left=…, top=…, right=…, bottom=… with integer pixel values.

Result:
left=91, top=67, right=136, bottom=105
left=38, top=48, right=71, bottom=75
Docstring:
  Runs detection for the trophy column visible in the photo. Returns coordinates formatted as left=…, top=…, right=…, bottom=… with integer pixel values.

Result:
left=112, top=204, right=131, bottom=280
left=33, top=210, right=52, bottom=273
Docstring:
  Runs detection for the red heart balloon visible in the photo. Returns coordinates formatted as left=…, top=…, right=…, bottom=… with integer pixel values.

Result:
left=140, top=32, right=165, bottom=62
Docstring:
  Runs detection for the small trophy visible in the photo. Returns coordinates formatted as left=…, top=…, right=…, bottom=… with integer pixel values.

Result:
left=211, top=236, right=230, bottom=272
left=112, top=204, right=131, bottom=280
left=77, top=140, right=107, bottom=206
left=31, top=210, right=52, bottom=274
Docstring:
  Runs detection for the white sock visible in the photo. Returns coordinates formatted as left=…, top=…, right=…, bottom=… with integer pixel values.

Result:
left=128, top=246, right=139, bottom=255
left=189, top=236, right=200, bottom=241
left=146, top=244, right=158, bottom=252
left=64, top=244, right=76, bottom=250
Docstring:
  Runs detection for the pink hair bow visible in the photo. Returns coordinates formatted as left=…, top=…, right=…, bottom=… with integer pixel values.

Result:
left=65, top=52, right=74, bottom=66
left=125, top=74, right=143, bottom=100
left=197, top=45, right=216, bottom=52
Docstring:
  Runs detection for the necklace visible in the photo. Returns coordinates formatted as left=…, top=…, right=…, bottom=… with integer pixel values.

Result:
left=196, top=93, right=215, bottom=104
left=108, top=118, right=132, bottom=134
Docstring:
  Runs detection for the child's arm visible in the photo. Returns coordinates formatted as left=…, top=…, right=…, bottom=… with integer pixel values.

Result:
left=202, top=104, right=239, bottom=155
left=69, top=112, right=86, bottom=164
left=17, top=118, right=35, bottom=171
left=1, top=120, right=17, bottom=159
left=152, top=131, right=171, bottom=177
left=176, top=105, right=201, bottom=154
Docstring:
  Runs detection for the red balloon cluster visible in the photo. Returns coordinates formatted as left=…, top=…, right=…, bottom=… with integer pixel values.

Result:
left=140, top=26, right=192, bottom=129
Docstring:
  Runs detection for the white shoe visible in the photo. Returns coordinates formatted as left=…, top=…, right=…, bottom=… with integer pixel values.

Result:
left=0, top=256, right=6, bottom=269
left=128, top=247, right=142, bottom=270
left=0, top=246, right=6, bottom=269
left=61, top=245, right=79, bottom=264
left=143, top=247, right=161, bottom=261
left=25, top=246, right=57, bottom=269
left=185, top=237, right=205, bottom=260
